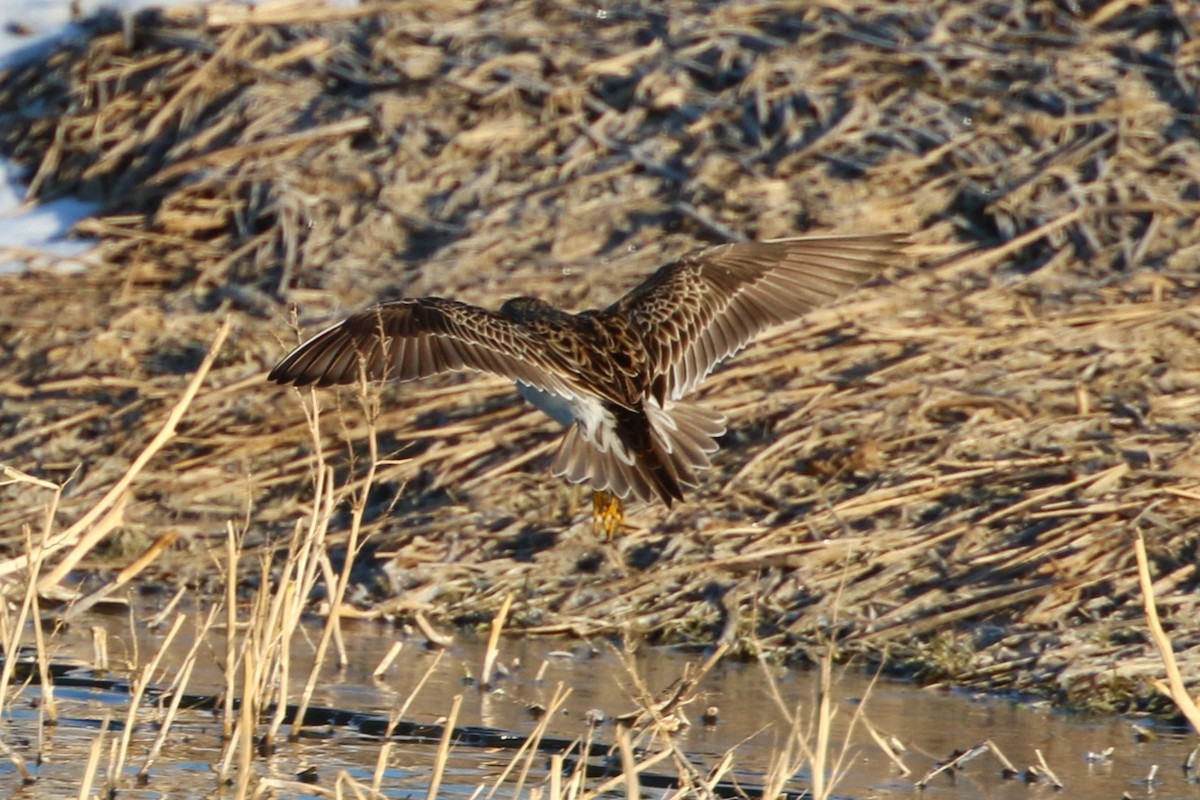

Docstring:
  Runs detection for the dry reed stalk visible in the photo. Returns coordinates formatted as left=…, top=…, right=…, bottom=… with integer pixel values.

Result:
left=0, top=465, right=58, bottom=492
left=263, top=465, right=336, bottom=747
left=262, top=546, right=297, bottom=752
left=62, top=529, right=180, bottom=621
left=371, top=653, right=451, bottom=796
left=549, top=754, right=564, bottom=800
left=616, top=726, right=639, bottom=800
left=752, top=572, right=871, bottom=799
left=392, top=649, right=445, bottom=726
left=232, top=647, right=257, bottom=798
left=185, top=452, right=319, bottom=767
left=809, top=654, right=833, bottom=800
left=0, top=736, right=33, bottom=784
left=1135, top=530, right=1200, bottom=733
left=915, top=743, right=989, bottom=788
left=0, top=519, right=49, bottom=722
left=484, top=682, right=573, bottom=800
left=243, top=555, right=279, bottom=752
left=138, top=608, right=214, bottom=782
left=290, top=383, right=374, bottom=739
left=984, top=740, right=1018, bottom=775
left=204, top=0, right=384, bottom=30
left=110, top=613, right=187, bottom=786
left=861, top=718, right=909, bottom=776
left=1033, top=748, right=1064, bottom=789
left=75, top=717, right=109, bottom=800
left=481, top=593, right=513, bottom=689
left=25, top=319, right=229, bottom=590
left=152, top=118, right=374, bottom=185
left=223, top=521, right=238, bottom=742
left=216, top=525, right=278, bottom=786
left=426, top=693, right=464, bottom=800
left=655, top=742, right=704, bottom=800
left=577, top=747, right=675, bottom=800
left=144, top=587, right=187, bottom=633
left=368, top=741, right=394, bottom=798
left=91, top=626, right=108, bottom=672
left=318, top=549, right=350, bottom=667
left=695, top=749, right=736, bottom=798
left=26, top=525, right=57, bottom=727
left=613, top=642, right=731, bottom=738
left=819, top=663, right=888, bottom=794
left=373, top=640, right=404, bottom=678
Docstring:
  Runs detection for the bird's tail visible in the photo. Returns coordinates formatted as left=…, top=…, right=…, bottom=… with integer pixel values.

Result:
left=552, top=401, right=725, bottom=507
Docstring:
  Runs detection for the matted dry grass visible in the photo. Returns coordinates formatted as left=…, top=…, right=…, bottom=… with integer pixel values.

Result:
left=1, top=0, right=1198, bottom=713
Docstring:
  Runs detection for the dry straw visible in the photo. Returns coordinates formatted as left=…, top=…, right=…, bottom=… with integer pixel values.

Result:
left=0, top=0, right=1196, bottom=715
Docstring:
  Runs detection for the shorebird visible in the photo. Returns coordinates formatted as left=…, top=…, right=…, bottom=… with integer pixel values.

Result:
left=269, top=233, right=907, bottom=534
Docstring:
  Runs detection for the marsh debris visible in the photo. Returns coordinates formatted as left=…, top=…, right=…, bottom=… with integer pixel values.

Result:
left=0, top=0, right=1198, bottom=712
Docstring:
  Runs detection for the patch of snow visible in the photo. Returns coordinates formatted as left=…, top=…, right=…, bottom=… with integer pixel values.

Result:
left=0, top=155, right=97, bottom=275
left=0, top=0, right=250, bottom=273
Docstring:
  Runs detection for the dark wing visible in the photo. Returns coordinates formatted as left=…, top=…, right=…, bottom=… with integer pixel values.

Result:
left=612, top=233, right=909, bottom=402
left=268, top=297, right=577, bottom=398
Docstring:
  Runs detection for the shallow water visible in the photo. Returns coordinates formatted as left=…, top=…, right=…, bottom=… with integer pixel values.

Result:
left=5, top=607, right=1198, bottom=799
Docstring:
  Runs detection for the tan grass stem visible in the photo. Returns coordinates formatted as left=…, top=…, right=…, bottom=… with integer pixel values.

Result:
left=223, top=521, right=239, bottom=742
left=1135, top=530, right=1200, bottom=733
left=577, top=746, right=673, bottom=800
left=426, top=694, right=464, bottom=800
left=481, top=593, right=512, bottom=689
left=75, top=717, right=109, bottom=800
left=28, top=525, right=57, bottom=726
left=484, top=682, right=573, bottom=800
left=23, top=319, right=230, bottom=589
left=111, top=614, right=187, bottom=789
left=62, top=528, right=180, bottom=621
left=138, top=607, right=217, bottom=781
left=0, top=518, right=52, bottom=721
left=289, top=381, right=372, bottom=739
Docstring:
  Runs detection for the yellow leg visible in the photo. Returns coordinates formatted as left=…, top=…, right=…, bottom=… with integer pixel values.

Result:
left=592, top=491, right=624, bottom=540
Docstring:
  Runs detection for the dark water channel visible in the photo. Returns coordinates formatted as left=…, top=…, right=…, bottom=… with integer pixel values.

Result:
left=5, top=607, right=1198, bottom=799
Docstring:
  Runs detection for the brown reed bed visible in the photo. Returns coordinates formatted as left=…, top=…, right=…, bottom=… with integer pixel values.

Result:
left=0, top=0, right=1198, bottom=719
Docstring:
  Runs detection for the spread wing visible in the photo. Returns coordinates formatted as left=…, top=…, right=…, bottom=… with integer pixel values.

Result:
left=611, top=233, right=909, bottom=402
left=268, top=297, right=577, bottom=398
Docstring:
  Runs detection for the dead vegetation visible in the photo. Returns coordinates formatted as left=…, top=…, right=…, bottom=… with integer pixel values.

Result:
left=0, top=0, right=1198, bottom=713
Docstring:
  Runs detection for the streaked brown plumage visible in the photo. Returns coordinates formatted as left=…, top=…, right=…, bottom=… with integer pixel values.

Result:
left=268, top=233, right=908, bottom=507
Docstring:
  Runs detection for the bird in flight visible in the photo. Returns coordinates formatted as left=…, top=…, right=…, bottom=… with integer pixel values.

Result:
left=269, top=233, right=908, bottom=534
